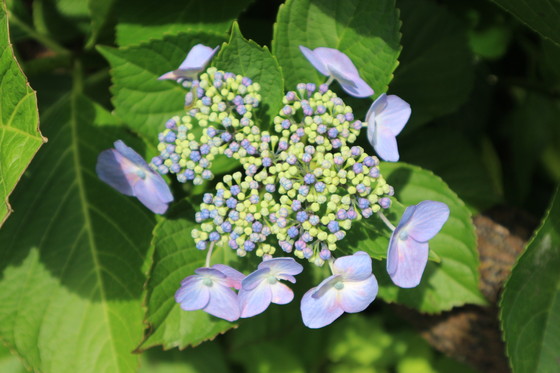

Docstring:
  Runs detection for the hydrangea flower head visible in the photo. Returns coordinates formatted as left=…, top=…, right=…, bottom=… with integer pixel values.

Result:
left=96, top=140, right=173, bottom=214
left=239, top=257, right=303, bottom=318
left=366, top=93, right=411, bottom=162
left=158, top=44, right=220, bottom=81
left=175, top=264, right=245, bottom=321
left=299, top=46, right=373, bottom=98
left=387, top=200, right=450, bottom=288
left=301, top=251, right=378, bottom=328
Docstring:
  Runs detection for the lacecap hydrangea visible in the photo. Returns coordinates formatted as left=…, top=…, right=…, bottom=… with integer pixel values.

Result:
left=96, top=44, right=450, bottom=328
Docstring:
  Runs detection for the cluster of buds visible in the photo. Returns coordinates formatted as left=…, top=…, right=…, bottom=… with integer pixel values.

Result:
left=151, top=67, right=265, bottom=185
left=96, top=43, right=450, bottom=328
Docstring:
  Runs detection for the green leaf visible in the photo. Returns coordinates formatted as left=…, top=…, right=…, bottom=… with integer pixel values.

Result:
left=138, top=200, right=242, bottom=351
left=391, top=0, right=474, bottom=129
left=500, top=190, right=560, bottom=373
left=98, top=32, right=226, bottom=142
left=0, top=344, right=27, bottom=373
left=86, top=0, right=116, bottom=48
left=490, top=0, right=560, bottom=46
left=115, top=0, right=254, bottom=47
left=0, top=93, right=156, bottom=372
left=0, top=1, right=45, bottom=226
left=372, top=162, right=486, bottom=312
left=272, top=0, right=401, bottom=95
left=213, top=22, right=284, bottom=128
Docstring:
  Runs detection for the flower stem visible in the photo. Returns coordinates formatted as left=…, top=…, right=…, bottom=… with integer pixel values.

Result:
left=378, top=212, right=396, bottom=231
left=325, top=76, right=334, bottom=87
left=205, top=242, right=215, bottom=268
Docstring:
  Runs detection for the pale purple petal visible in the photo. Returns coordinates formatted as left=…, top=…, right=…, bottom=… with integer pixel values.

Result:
left=366, top=94, right=388, bottom=124
left=133, top=177, right=172, bottom=214
left=157, top=71, right=182, bottom=81
left=338, top=275, right=378, bottom=313
left=299, top=46, right=329, bottom=76
left=387, top=235, right=429, bottom=288
left=96, top=150, right=134, bottom=196
left=212, top=264, right=245, bottom=289
left=175, top=278, right=210, bottom=311
left=241, top=268, right=269, bottom=291
left=276, top=274, right=296, bottom=283
left=269, top=282, right=294, bottom=305
left=114, top=140, right=150, bottom=169
left=239, top=282, right=272, bottom=318
left=313, top=47, right=359, bottom=80
left=203, top=284, right=240, bottom=321
left=195, top=267, right=226, bottom=278
left=259, top=257, right=303, bottom=276
left=338, top=75, right=374, bottom=98
left=404, top=201, right=450, bottom=242
left=179, top=44, right=219, bottom=71
left=301, top=285, right=344, bottom=329
left=376, top=95, right=411, bottom=136
left=373, top=126, right=400, bottom=162
left=332, top=251, right=372, bottom=281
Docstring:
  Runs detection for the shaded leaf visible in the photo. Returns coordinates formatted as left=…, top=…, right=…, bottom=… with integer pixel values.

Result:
left=0, top=1, right=45, bottom=226
left=0, top=94, right=155, bottom=372
left=115, top=0, right=254, bottom=47
left=490, top=0, right=560, bottom=46
left=391, top=0, right=474, bottom=129
left=272, top=0, right=401, bottom=95
left=500, top=190, right=560, bottom=373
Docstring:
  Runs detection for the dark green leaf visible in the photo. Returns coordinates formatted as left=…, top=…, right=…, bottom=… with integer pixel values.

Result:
left=0, top=1, right=45, bottom=226
left=115, top=0, right=254, bottom=47
left=272, top=0, right=401, bottom=95
left=98, top=32, right=226, bottom=142
left=500, top=190, right=560, bottom=373
left=213, top=22, right=284, bottom=128
left=0, top=93, right=155, bottom=373
left=391, top=0, right=474, bottom=129
left=490, top=0, right=560, bottom=46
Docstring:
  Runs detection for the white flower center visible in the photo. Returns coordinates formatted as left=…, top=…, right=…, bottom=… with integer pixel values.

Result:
left=334, top=281, right=344, bottom=290
left=267, top=275, right=278, bottom=285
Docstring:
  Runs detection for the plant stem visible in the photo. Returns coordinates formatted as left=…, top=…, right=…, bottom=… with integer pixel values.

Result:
left=8, top=12, right=70, bottom=57
left=377, top=211, right=396, bottom=231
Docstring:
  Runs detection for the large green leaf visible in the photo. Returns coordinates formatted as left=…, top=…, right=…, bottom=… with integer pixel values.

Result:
left=138, top=200, right=242, bottom=351
left=0, top=0, right=45, bottom=226
left=500, top=190, right=560, bottom=373
left=391, top=0, right=474, bottom=129
left=139, top=342, right=230, bottom=373
left=272, top=0, right=401, bottom=95
left=0, top=93, right=156, bottom=372
left=213, top=22, right=284, bottom=128
left=490, top=0, right=560, bottom=46
left=98, top=32, right=226, bottom=142
left=369, top=162, right=486, bottom=312
left=115, top=0, right=254, bottom=47
left=86, top=0, right=116, bottom=48
left=0, top=344, right=26, bottom=373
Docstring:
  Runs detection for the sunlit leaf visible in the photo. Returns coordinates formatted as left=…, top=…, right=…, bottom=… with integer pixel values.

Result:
left=0, top=1, right=45, bottom=226
left=0, top=93, right=155, bottom=373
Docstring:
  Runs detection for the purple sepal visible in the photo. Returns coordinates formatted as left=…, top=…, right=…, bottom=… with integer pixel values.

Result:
left=366, top=93, right=411, bottom=162
left=301, top=251, right=378, bottom=328
left=158, top=44, right=220, bottom=81
left=299, top=46, right=373, bottom=98
left=96, top=140, right=173, bottom=214
left=386, top=201, right=450, bottom=288
left=239, top=257, right=303, bottom=318
left=175, top=265, right=242, bottom=322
